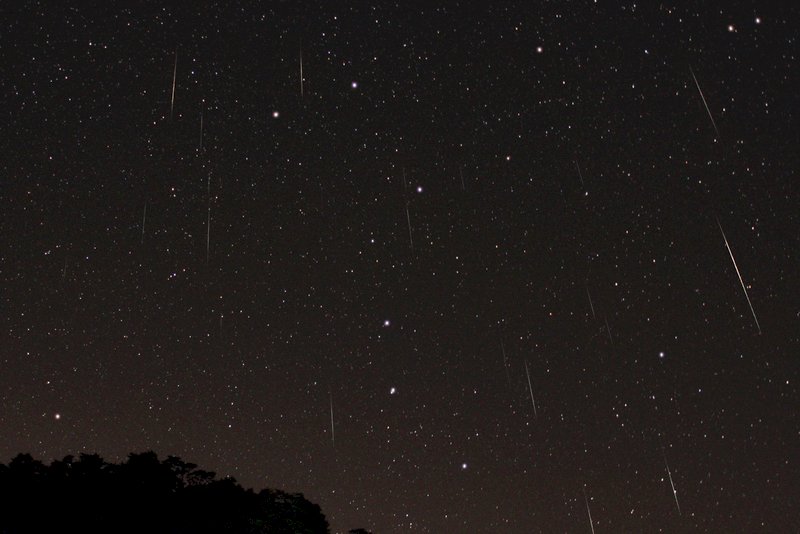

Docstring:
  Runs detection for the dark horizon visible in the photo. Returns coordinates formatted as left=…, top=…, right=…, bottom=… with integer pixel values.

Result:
left=0, top=450, right=333, bottom=533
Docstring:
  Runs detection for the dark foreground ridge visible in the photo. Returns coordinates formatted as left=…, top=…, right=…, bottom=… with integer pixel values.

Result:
left=0, top=451, right=331, bottom=534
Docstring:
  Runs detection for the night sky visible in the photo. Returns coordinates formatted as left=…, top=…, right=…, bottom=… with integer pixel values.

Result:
left=2, top=2, right=798, bottom=532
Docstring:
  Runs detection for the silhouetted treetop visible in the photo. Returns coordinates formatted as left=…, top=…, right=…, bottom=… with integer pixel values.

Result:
left=0, top=451, right=329, bottom=534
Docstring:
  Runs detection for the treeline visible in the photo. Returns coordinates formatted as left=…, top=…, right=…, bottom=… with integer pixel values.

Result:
left=0, top=451, right=330, bottom=533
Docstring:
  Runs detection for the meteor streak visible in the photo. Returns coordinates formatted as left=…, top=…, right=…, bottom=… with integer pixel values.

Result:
left=586, top=284, right=596, bottom=320
left=584, top=487, right=595, bottom=534
left=689, top=66, right=720, bottom=139
left=575, top=160, right=586, bottom=189
left=329, top=392, right=335, bottom=447
left=141, top=203, right=147, bottom=244
left=524, top=360, right=537, bottom=418
left=170, top=49, right=178, bottom=119
left=664, top=454, right=681, bottom=515
left=405, top=203, right=414, bottom=253
left=299, top=43, right=304, bottom=98
left=717, top=219, right=761, bottom=334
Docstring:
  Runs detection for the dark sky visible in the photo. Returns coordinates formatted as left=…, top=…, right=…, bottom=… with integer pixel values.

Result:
left=1, top=2, right=798, bottom=532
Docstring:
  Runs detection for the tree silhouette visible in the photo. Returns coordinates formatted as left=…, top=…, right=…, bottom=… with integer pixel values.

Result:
left=0, top=451, right=330, bottom=534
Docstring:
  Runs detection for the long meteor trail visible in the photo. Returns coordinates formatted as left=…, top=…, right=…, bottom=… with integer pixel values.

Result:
left=717, top=219, right=761, bottom=334
left=689, top=66, right=720, bottom=139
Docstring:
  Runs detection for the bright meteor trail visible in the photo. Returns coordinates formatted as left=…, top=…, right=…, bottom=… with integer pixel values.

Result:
left=717, top=219, right=761, bottom=334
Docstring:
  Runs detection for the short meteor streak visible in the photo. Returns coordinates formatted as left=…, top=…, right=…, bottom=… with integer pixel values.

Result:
left=583, top=487, right=596, bottom=534
left=524, top=360, right=537, bottom=418
left=141, top=203, right=147, bottom=244
left=170, top=49, right=178, bottom=119
left=574, top=160, right=586, bottom=189
left=717, top=219, right=761, bottom=334
left=604, top=316, right=613, bottom=346
left=689, top=66, right=720, bottom=139
left=664, top=454, right=681, bottom=515
left=586, top=284, right=596, bottom=320
left=299, top=44, right=304, bottom=98
left=405, top=202, right=414, bottom=253
left=329, top=392, right=335, bottom=447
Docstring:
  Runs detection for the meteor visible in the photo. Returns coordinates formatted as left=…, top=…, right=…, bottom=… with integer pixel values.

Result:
left=524, top=360, right=537, bottom=418
left=664, top=454, right=681, bottom=515
left=689, top=66, right=720, bottom=139
left=170, top=49, right=178, bottom=119
left=717, top=219, right=761, bottom=334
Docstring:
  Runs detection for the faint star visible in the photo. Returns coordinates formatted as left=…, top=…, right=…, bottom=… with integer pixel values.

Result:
left=461, top=462, right=468, bottom=470
left=383, top=319, right=391, bottom=327
left=351, top=81, right=358, bottom=89
left=272, top=110, right=280, bottom=118
left=390, top=387, right=396, bottom=395
left=54, top=413, right=61, bottom=420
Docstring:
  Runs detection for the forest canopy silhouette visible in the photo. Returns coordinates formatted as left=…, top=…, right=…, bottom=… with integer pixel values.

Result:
left=0, top=451, right=331, bottom=533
